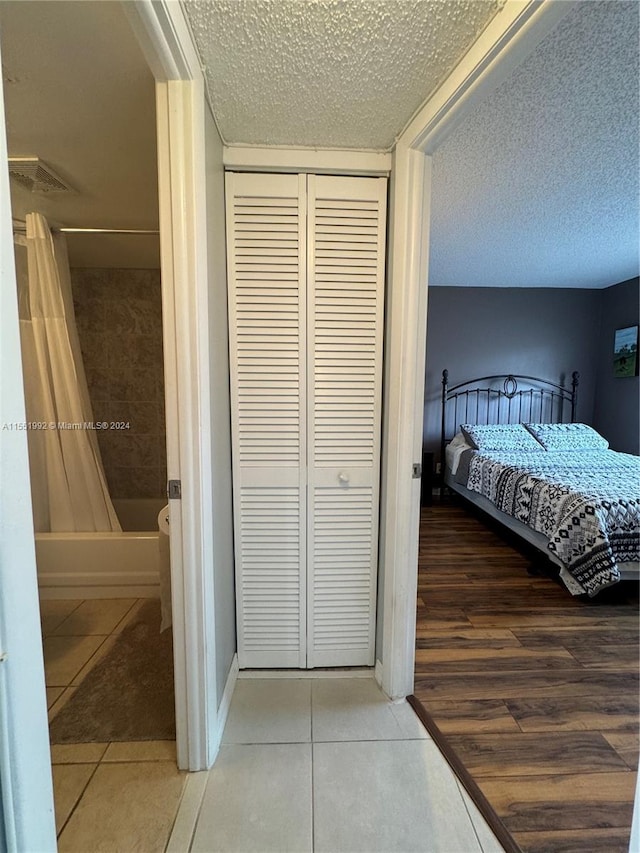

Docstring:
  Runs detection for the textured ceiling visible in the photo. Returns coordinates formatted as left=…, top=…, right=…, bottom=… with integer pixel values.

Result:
left=183, top=0, right=502, bottom=150
left=429, top=0, right=640, bottom=289
left=2, top=1, right=636, bottom=288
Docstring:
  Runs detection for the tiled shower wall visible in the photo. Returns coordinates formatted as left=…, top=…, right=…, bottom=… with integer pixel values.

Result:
left=71, top=268, right=166, bottom=499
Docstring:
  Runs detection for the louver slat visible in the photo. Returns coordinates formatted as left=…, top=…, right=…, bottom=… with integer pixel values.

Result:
left=227, top=172, right=307, bottom=668
left=307, top=175, right=387, bottom=668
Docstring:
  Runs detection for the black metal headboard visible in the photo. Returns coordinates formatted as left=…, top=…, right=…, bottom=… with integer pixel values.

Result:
left=440, top=370, right=579, bottom=472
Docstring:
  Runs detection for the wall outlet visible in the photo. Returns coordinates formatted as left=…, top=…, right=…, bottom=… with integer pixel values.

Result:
left=435, top=461, right=442, bottom=474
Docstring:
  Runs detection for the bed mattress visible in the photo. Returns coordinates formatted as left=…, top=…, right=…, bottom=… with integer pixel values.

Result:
left=444, top=441, right=640, bottom=596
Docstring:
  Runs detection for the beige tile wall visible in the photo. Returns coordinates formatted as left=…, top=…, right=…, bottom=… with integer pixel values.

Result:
left=71, top=268, right=166, bottom=499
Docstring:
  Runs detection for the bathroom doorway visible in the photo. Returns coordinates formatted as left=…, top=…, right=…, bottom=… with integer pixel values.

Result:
left=0, top=0, right=178, bottom=816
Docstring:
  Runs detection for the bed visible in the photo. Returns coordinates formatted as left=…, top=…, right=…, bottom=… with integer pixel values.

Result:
left=439, top=370, right=640, bottom=596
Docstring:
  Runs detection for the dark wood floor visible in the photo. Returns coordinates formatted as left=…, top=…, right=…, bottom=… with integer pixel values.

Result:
left=413, top=498, right=639, bottom=853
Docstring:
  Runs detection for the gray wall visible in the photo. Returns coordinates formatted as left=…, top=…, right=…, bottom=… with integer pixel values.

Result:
left=205, top=107, right=237, bottom=707
left=593, top=277, right=639, bottom=454
left=423, top=287, right=602, bottom=459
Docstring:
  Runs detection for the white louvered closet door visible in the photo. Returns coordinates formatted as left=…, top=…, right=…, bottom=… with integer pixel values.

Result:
left=307, top=175, right=386, bottom=667
left=227, top=171, right=386, bottom=669
left=226, top=172, right=307, bottom=668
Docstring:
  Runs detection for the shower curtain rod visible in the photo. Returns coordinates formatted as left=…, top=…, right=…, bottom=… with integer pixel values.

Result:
left=12, top=219, right=159, bottom=235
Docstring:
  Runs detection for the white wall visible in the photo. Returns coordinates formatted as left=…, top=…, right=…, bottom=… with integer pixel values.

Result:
left=205, top=107, right=236, bottom=705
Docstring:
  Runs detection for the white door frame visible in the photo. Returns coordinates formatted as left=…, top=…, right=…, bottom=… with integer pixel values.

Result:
left=379, top=0, right=576, bottom=698
left=124, top=2, right=220, bottom=770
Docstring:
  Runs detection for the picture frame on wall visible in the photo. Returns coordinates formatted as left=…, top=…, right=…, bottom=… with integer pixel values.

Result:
left=613, top=325, right=639, bottom=377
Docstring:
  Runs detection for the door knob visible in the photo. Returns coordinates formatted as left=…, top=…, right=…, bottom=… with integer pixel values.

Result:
left=338, top=471, right=350, bottom=484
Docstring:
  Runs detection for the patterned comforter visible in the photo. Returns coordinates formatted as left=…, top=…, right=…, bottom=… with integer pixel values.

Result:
left=466, top=449, right=640, bottom=595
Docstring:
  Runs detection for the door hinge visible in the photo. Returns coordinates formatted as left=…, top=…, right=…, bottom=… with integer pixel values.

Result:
left=412, top=463, right=422, bottom=479
left=167, top=479, right=182, bottom=500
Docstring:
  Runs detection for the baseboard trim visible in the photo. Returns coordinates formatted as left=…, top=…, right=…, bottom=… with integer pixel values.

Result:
left=407, top=696, right=523, bottom=853
left=39, top=584, right=160, bottom=600
left=217, top=654, right=239, bottom=736
left=208, top=653, right=239, bottom=764
left=238, top=667, right=374, bottom=679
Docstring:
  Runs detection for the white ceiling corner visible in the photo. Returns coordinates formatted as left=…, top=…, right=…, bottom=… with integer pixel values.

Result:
left=183, top=0, right=502, bottom=150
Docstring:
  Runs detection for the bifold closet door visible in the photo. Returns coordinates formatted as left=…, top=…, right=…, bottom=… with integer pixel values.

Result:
left=226, top=172, right=307, bottom=668
left=227, top=171, right=386, bottom=669
left=306, top=175, right=386, bottom=667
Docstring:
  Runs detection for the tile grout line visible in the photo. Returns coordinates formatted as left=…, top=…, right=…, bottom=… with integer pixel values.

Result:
left=163, top=770, right=207, bottom=853
left=44, top=599, right=85, bottom=638
left=455, top=777, right=490, bottom=853
left=99, top=755, right=178, bottom=765
left=223, top=736, right=429, bottom=747
left=55, top=759, right=101, bottom=840
left=310, top=740, right=316, bottom=853
left=67, top=634, right=112, bottom=687
left=310, top=683, right=315, bottom=853
left=47, top=598, right=139, bottom=639
left=110, top=597, right=143, bottom=634
left=62, top=597, right=145, bottom=690
left=187, top=778, right=207, bottom=853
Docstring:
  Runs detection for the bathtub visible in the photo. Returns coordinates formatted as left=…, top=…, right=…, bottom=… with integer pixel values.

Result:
left=36, top=498, right=166, bottom=600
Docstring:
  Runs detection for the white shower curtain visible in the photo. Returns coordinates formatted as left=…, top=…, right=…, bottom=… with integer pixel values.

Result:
left=14, top=213, right=121, bottom=532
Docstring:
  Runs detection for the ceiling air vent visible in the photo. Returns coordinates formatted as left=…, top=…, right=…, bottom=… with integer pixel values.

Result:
left=8, top=157, right=73, bottom=193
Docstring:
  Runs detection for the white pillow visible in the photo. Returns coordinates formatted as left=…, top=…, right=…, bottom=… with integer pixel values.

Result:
left=525, top=423, right=609, bottom=451
left=460, top=423, right=545, bottom=453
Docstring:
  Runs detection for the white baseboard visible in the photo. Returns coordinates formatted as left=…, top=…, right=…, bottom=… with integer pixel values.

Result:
left=238, top=667, right=374, bottom=679
left=218, top=653, right=239, bottom=732
left=209, top=653, right=239, bottom=763
left=39, top=584, right=160, bottom=600
left=374, top=659, right=383, bottom=687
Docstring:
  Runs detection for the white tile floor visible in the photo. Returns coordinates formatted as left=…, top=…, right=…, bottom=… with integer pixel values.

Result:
left=41, top=598, right=505, bottom=852
left=177, top=676, right=506, bottom=853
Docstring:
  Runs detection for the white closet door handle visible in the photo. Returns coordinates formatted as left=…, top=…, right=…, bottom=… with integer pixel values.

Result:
left=338, top=471, right=350, bottom=484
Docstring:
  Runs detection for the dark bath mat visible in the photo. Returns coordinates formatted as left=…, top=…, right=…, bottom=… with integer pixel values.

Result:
left=49, top=598, right=175, bottom=743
